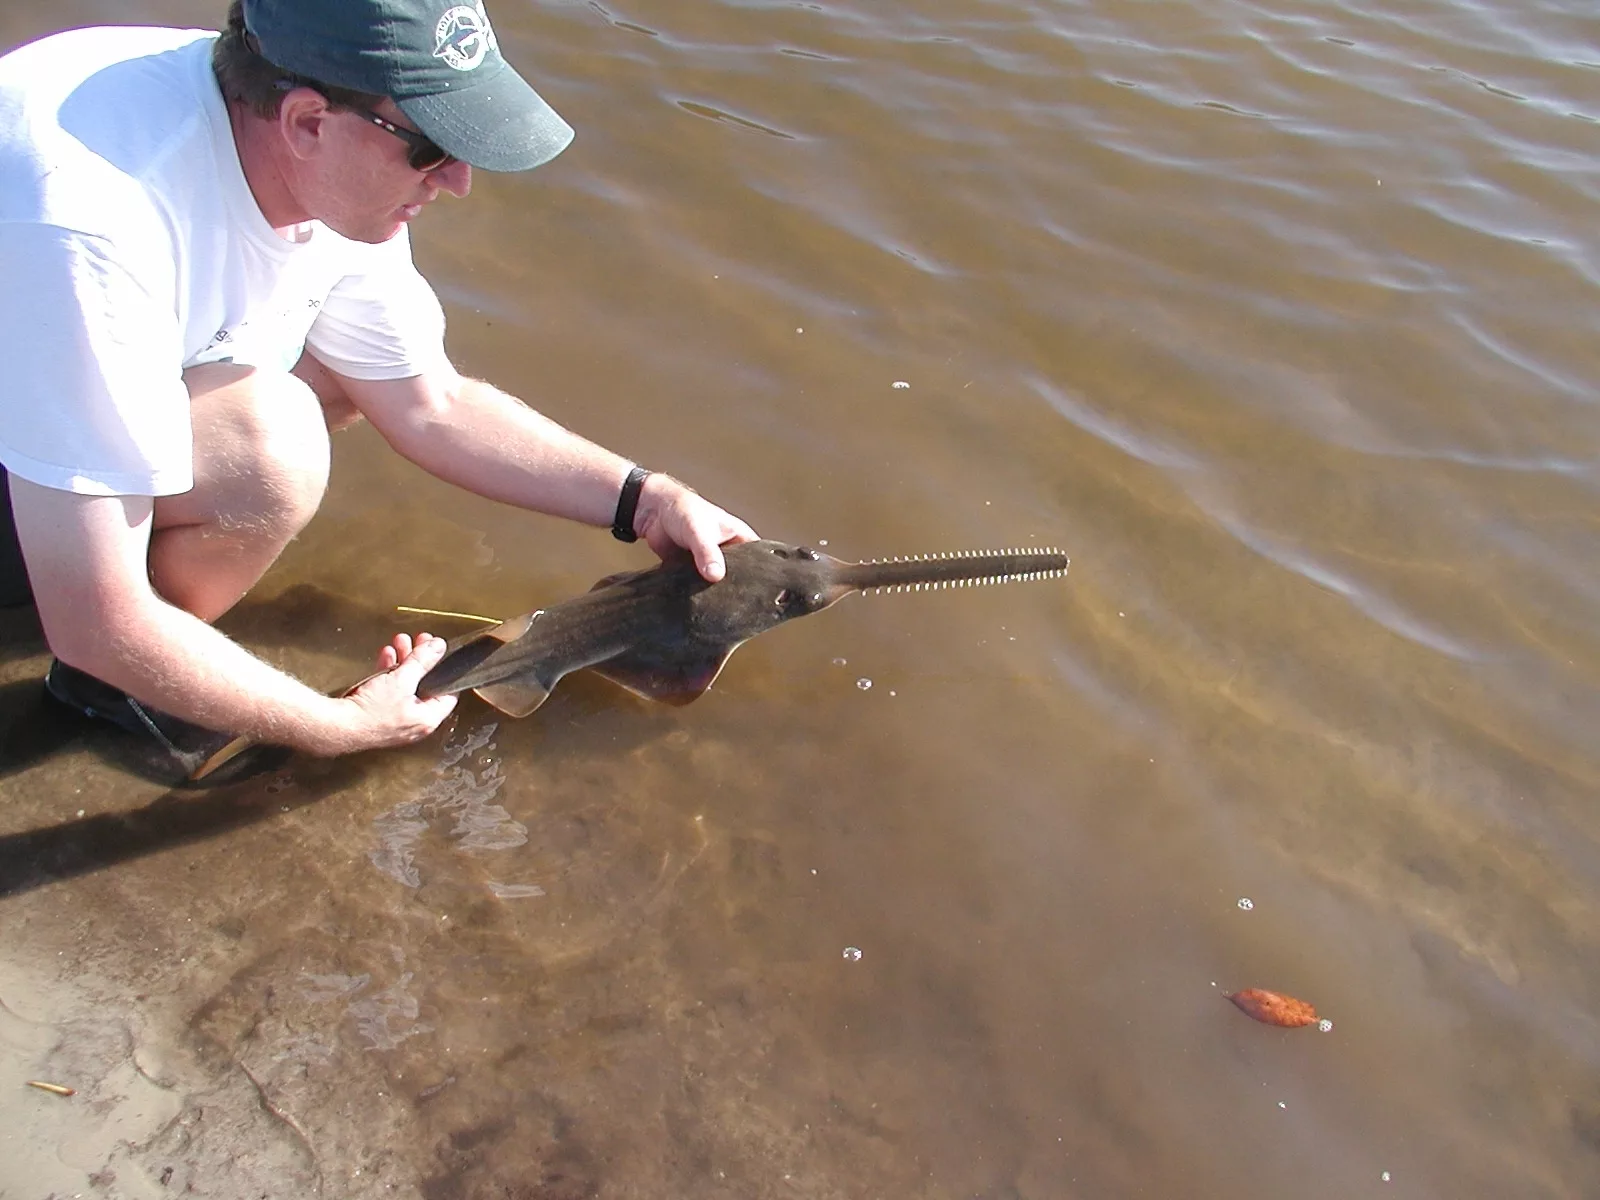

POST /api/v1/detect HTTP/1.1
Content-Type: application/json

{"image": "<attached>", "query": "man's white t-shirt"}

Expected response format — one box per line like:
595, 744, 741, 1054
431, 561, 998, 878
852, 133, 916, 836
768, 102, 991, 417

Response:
0, 25, 450, 497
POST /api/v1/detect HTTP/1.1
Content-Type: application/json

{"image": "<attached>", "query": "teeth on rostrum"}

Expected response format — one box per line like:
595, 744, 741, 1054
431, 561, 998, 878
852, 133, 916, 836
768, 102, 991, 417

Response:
859, 549, 1068, 595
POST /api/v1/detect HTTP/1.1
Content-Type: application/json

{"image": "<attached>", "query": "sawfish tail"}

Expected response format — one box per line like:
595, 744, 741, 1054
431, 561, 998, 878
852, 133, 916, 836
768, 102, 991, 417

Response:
832, 548, 1069, 594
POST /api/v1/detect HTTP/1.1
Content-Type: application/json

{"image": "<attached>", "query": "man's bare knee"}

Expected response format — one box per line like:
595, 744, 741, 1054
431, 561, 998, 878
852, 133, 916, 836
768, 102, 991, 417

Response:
169, 365, 332, 538
147, 366, 332, 620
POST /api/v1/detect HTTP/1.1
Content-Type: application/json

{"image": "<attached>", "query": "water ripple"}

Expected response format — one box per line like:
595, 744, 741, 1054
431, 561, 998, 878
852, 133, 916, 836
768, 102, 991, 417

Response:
1193, 491, 1482, 662
1026, 375, 1198, 472
673, 98, 797, 139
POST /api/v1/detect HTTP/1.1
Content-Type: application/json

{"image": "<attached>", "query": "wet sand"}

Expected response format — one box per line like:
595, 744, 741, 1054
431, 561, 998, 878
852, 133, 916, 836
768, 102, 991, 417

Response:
0, 952, 324, 1200
0, 614, 305, 1198
0, 603, 405, 1199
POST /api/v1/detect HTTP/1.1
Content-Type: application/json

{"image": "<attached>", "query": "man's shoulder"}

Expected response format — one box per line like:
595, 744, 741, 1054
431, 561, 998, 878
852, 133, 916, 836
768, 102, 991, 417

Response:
0, 25, 220, 165
0, 25, 215, 92
1, 27, 222, 235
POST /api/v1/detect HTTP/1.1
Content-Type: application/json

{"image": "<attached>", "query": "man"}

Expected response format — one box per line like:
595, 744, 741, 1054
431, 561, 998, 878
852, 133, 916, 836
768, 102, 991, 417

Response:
0, 0, 757, 771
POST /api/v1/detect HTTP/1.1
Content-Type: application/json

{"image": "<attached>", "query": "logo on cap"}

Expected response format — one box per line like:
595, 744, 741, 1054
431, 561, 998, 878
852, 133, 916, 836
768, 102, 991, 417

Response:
434, 4, 498, 72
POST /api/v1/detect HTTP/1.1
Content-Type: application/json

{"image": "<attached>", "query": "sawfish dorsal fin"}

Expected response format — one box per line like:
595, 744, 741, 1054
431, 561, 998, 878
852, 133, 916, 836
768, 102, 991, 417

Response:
589, 640, 746, 707
484, 611, 538, 642
588, 566, 657, 592
457, 612, 555, 715
415, 611, 540, 699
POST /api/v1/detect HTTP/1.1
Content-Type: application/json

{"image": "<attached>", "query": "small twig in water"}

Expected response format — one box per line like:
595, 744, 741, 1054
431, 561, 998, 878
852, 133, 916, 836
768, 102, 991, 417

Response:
26, 1080, 75, 1096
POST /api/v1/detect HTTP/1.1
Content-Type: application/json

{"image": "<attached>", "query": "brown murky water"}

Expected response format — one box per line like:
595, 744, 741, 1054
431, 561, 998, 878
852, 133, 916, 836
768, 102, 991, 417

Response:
3, 0, 1598, 1196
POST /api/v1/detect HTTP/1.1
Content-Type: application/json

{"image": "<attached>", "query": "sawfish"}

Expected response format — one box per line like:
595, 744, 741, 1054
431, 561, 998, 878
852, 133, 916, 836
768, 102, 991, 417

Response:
416, 538, 1070, 714
190, 539, 1068, 779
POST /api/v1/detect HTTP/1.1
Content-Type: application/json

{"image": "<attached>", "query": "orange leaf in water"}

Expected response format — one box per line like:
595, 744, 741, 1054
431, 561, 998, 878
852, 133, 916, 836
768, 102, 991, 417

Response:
1224, 988, 1318, 1027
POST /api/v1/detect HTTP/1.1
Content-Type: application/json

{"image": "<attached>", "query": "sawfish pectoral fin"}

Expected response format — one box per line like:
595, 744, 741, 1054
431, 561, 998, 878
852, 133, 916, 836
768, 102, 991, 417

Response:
470, 679, 555, 718
589, 643, 742, 706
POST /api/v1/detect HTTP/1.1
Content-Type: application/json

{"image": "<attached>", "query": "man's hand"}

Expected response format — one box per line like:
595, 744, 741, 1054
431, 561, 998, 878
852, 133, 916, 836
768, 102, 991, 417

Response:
632, 473, 759, 582
338, 632, 459, 751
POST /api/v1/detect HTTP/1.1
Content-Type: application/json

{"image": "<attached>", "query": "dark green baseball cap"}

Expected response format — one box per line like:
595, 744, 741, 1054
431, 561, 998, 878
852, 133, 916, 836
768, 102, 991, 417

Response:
241, 0, 573, 172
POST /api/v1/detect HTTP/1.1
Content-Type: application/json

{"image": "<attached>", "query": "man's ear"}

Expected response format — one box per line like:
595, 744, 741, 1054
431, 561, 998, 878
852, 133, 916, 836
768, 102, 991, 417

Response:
276, 87, 333, 161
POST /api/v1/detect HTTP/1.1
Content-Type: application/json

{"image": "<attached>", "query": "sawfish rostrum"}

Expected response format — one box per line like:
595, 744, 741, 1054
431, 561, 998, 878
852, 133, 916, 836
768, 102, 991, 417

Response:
416, 539, 1070, 717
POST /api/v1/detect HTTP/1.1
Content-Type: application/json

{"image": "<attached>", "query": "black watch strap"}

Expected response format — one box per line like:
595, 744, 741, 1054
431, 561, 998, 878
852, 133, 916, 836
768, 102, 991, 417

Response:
611, 465, 652, 542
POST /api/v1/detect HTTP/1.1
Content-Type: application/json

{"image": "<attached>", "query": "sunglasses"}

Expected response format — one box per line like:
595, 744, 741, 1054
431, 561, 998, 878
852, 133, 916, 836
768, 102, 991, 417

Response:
270, 76, 455, 172
340, 104, 457, 174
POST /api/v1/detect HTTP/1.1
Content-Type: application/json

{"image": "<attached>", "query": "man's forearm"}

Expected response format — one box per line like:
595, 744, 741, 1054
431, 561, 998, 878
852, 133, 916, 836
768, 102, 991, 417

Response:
374, 376, 638, 526
351, 368, 758, 580
58, 597, 357, 755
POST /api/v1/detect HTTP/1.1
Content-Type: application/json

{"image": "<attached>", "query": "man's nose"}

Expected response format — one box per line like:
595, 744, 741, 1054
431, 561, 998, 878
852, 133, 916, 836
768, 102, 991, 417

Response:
431, 158, 472, 198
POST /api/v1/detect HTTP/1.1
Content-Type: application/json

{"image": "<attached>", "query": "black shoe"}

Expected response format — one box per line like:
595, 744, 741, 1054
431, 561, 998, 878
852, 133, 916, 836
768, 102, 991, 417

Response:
43, 660, 234, 779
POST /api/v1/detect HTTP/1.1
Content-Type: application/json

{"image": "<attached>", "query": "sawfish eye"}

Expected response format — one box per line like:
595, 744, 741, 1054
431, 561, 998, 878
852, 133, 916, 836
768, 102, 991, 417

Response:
798, 546, 820, 560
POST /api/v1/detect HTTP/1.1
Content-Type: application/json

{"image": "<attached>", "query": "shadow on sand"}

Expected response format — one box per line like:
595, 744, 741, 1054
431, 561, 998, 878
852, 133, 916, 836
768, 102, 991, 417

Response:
0, 742, 371, 900
0, 579, 661, 903
0, 584, 412, 901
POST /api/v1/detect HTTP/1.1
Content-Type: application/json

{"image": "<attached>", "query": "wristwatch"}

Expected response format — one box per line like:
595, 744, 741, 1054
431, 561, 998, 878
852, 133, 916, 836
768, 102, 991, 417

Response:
611, 465, 651, 542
